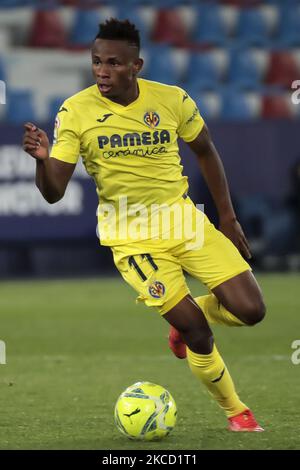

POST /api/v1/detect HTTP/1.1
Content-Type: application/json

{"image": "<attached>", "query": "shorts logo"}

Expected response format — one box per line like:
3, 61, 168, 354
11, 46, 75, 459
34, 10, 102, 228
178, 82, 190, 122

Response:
144, 111, 160, 129
148, 281, 165, 298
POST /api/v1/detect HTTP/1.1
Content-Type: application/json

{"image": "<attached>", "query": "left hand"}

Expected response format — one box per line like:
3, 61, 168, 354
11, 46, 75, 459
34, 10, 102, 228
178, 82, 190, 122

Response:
219, 218, 252, 260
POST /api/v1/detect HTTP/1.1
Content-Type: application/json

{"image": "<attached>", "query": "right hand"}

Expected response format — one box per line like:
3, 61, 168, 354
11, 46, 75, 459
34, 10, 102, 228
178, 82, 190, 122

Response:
23, 122, 50, 161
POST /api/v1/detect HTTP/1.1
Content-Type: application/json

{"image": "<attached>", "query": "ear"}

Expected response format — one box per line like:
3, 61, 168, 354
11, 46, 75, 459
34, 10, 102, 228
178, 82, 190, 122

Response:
133, 58, 144, 76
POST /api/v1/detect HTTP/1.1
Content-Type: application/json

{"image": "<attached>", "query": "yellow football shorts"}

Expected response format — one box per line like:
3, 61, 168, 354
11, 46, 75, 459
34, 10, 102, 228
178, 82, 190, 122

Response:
111, 197, 251, 315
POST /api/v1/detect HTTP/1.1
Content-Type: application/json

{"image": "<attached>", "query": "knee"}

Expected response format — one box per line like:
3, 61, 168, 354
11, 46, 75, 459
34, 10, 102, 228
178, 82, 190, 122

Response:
242, 299, 266, 326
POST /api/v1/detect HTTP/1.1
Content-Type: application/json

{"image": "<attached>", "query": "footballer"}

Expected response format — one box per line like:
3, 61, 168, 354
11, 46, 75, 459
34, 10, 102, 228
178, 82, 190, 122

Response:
23, 19, 266, 432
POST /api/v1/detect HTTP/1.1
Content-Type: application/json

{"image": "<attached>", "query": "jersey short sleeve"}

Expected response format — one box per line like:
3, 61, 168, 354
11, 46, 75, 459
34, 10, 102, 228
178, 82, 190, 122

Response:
176, 88, 205, 143
50, 100, 80, 164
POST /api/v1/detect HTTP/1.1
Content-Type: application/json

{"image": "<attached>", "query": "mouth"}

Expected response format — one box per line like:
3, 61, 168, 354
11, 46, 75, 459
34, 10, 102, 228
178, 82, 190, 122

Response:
98, 83, 112, 93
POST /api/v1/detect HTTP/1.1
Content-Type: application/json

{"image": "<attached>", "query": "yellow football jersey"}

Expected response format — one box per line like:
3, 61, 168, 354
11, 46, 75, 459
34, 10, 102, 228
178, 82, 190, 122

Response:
50, 78, 204, 245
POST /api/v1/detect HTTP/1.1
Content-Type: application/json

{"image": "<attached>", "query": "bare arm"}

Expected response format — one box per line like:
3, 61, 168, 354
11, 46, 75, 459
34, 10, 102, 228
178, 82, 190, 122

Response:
187, 124, 251, 259
23, 122, 76, 203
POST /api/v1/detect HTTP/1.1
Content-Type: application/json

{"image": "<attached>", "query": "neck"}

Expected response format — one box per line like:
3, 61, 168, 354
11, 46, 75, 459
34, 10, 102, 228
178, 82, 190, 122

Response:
108, 81, 139, 107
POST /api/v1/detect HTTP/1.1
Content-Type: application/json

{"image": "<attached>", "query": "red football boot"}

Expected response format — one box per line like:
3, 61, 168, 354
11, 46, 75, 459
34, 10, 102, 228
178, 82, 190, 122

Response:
168, 326, 187, 359
228, 409, 264, 432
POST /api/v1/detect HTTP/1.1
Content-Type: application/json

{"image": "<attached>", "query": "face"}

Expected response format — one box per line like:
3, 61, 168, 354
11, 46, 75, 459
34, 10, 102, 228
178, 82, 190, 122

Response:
92, 38, 143, 102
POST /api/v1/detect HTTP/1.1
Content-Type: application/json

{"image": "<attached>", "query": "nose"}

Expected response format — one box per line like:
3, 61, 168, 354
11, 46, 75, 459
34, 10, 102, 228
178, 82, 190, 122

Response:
97, 63, 110, 79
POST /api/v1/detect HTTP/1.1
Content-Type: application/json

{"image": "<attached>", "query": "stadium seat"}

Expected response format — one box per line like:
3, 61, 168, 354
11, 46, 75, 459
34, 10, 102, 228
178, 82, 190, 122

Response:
264, 0, 299, 4
62, 0, 99, 5
116, 6, 155, 45
220, 90, 261, 120
0, 57, 5, 81
185, 51, 226, 91
262, 95, 292, 118
148, 0, 183, 6
265, 51, 300, 88
146, 46, 181, 85
235, 8, 271, 46
28, 10, 67, 48
6, 90, 36, 124
151, 9, 188, 46
221, 0, 261, 5
69, 8, 101, 47
192, 5, 228, 46
276, 6, 300, 47
228, 49, 264, 90
0, 26, 11, 51
61, 0, 79, 5
194, 92, 222, 120
0, 0, 33, 5
48, 96, 69, 121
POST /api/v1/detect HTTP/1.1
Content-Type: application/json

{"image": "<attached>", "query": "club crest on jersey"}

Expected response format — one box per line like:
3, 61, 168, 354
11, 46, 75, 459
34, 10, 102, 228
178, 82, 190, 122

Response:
144, 111, 160, 129
148, 281, 165, 299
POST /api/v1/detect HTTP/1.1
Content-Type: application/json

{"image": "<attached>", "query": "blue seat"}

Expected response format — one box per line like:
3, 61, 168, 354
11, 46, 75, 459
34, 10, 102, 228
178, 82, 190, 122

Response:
146, 47, 180, 85
276, 7, 300, 47
111, 0, 146, 5
70, 9, 101, 47
48, 96, 68, 121
116, 7, 152, 45
193, 5, 228, 46
194, 93, 221, 120
0, 0, 34, 6
0, 57, 5, 82
265, 0, 300, 4
220, 90, 255, 121
228, 50, 262, 90
6, 90, 36, 124
236, 9, 270, 46
114, 0, 182, 5
185, 53, 221, 91
148, 0, 182, 6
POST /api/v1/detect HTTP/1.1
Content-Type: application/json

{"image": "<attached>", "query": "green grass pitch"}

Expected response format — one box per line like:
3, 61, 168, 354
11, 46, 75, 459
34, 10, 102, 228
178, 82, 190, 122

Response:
0, 273, 299, 450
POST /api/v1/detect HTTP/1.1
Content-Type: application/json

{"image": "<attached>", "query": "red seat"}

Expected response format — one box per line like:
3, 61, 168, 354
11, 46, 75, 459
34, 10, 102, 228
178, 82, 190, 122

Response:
265, 52, 300, 89
29, 10, 66, 48
262, 95, 292, 118
60, 0, 80, 4
151, 9, 188, 46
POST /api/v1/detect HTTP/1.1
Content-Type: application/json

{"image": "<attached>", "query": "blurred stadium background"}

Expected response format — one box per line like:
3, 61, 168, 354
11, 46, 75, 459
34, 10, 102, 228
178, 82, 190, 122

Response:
0, 0, 300, 278
1, 0, 300, 451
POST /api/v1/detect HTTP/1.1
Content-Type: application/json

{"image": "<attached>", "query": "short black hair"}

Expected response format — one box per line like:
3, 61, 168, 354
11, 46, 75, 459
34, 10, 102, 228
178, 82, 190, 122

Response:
95, 18, 140, 52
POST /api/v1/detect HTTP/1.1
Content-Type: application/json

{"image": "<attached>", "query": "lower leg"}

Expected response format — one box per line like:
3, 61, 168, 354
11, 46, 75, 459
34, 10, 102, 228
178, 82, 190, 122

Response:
164, 295, 247, 417
186, 344, 247, 417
